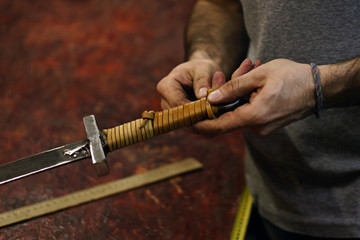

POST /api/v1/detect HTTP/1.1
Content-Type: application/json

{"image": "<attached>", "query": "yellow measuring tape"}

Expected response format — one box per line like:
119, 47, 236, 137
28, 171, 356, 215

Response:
230, 184, 253, 240
0, 158, 202, 228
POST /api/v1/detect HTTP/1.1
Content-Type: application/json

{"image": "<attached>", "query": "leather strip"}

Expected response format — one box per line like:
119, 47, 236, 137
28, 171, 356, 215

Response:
103, 98, 217, 152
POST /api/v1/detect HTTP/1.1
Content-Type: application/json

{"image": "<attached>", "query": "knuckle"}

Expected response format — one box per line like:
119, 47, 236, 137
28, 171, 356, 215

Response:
224, 78, 242, 96
194, 75, 210, 87
228, 80, 236, 91
222, 79, 236, 95
156, 80, 166, 93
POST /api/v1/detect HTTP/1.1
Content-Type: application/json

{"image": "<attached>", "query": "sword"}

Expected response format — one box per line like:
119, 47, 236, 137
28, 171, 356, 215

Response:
0, 97, 246, 185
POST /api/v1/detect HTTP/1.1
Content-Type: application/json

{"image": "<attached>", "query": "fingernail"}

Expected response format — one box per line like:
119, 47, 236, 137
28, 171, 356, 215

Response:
198, 87, 208, 98
207, 89, 221, 101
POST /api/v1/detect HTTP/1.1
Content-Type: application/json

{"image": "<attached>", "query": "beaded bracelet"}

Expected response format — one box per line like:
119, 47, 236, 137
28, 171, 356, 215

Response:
310, 63, 323, 118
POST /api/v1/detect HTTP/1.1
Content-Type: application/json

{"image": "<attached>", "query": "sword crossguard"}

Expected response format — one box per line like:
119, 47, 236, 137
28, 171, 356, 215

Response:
83, 115, 109, 177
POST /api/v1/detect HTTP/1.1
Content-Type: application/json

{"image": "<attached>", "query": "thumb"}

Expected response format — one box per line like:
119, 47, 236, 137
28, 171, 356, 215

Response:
207, 74, 258, 104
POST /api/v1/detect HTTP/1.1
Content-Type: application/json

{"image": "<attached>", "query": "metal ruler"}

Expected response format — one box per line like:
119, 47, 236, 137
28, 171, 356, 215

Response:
0, 158, 202, 228
230, 184, 253, 240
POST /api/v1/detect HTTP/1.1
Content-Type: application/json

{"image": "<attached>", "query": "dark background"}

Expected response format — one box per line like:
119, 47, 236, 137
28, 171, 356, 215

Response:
0, 1, 246, 239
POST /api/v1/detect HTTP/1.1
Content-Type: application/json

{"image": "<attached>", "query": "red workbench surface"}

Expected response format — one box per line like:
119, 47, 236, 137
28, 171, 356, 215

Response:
0, 1, 246, 239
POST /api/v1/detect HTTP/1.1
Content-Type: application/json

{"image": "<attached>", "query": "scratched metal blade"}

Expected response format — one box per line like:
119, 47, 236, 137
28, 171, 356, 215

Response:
0, 139, 91, 185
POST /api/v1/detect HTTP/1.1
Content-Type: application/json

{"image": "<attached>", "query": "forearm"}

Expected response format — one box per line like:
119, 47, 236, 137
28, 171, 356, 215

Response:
319, 56, 360, 108
185, 0, 248, 77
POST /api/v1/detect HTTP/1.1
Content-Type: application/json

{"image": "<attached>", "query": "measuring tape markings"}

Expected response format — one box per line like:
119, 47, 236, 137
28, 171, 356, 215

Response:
0, 158, 202, 228
230, 185, 253, 240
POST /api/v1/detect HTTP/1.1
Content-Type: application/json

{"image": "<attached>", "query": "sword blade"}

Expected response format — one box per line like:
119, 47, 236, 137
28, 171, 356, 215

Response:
0, 139, 91, 185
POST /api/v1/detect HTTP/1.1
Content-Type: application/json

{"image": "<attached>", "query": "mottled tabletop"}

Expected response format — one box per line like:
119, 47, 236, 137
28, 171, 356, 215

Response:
0, 1, 246, 239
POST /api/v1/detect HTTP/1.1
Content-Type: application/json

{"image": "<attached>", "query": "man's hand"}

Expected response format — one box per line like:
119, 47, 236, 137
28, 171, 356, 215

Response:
156, 58, 260, 135
156, 57, 224, 109
206, 59, 316, 136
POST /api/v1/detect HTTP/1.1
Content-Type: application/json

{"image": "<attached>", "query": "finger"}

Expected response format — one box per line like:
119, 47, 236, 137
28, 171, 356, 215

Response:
190, 108, 250, 135
253, 59, 262, 69
190, 96, 267, 136
192, 61, 220, 99
157, 74, 192, 107
160, 99, 171, 110
189, 118, 225, 135
207, 72, 262, 104
211, 71, 226, 89
192, 72, 212, 99
231, 58, 253, 79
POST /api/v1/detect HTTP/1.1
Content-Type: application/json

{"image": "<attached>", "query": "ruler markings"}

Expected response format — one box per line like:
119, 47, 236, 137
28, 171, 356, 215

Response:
0, 158, 202, 228
230, 184, 253, 240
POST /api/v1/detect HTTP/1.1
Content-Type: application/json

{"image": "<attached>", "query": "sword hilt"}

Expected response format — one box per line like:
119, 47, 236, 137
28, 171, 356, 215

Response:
89, 95, 246, 177
103, 97, 216, 152
102, 96, 247, 153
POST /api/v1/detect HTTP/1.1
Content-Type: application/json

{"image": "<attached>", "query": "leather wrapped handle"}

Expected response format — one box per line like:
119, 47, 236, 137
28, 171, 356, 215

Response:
103, 97, 246, 152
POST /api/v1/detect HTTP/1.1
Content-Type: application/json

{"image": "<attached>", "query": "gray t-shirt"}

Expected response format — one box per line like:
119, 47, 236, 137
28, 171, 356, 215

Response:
239, 0, 360, 237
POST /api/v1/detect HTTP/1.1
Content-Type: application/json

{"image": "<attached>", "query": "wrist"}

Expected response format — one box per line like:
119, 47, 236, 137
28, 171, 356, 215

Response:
317, 64, 337, 109
318, 57, 360, 108
188, 50, 212, 61
188, 49, 236, 78
187, 50, 222, 72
